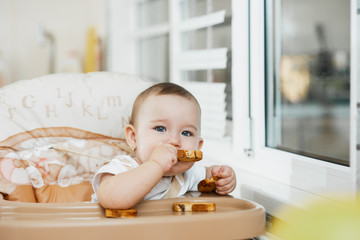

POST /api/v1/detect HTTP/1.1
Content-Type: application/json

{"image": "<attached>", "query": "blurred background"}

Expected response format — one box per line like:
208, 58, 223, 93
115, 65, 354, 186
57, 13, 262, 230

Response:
0, 0, 107, 84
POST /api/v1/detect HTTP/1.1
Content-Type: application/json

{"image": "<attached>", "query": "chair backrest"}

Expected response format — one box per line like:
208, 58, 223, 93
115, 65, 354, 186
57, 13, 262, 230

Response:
0, 72, 151, 203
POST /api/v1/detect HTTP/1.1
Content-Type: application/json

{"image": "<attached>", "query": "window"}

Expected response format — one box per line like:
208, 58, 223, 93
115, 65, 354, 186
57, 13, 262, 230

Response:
245, 0, 356, 198
265, 0, 351, 166
134, 0, 232, 140
137, 0, 169, 82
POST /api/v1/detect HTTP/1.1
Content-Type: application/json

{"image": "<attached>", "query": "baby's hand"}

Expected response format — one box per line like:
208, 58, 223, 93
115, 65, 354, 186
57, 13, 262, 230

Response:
211, 165, 236, 195
149, 143, 178, 173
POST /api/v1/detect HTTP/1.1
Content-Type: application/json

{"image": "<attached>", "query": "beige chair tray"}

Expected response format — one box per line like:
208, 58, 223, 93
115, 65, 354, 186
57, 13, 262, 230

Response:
0, 194, 265, 240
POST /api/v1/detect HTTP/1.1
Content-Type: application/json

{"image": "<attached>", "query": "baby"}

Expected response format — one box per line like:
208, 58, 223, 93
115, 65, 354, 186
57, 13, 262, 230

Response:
92, 82, 236, 209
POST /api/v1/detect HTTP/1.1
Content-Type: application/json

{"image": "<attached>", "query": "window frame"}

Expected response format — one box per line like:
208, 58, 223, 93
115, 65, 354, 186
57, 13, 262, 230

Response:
237, 0, 358, 199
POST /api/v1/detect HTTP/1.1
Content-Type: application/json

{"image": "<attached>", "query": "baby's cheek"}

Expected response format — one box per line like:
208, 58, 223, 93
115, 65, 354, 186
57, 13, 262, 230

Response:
136, 147, 151, 163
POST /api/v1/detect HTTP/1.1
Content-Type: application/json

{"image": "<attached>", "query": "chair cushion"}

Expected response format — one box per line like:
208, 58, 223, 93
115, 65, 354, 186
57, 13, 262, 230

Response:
0, 72, 151, 202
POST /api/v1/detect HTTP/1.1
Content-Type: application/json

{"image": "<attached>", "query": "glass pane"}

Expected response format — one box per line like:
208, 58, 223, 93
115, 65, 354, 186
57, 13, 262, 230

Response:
182, 29, 207, 50
138, 35, 169, 83
180, 0, 231, 19
137, 0, 168, 28
180, 0, 231, 51
181, 24, 231, 50
265, 0, 351, 165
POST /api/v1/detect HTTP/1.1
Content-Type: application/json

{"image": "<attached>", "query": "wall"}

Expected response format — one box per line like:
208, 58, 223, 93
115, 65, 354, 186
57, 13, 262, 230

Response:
0, 0, 107, 84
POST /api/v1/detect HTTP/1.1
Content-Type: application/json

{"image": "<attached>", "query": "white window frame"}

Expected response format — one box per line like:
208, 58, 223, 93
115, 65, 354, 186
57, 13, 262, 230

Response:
238, 0, 357, 199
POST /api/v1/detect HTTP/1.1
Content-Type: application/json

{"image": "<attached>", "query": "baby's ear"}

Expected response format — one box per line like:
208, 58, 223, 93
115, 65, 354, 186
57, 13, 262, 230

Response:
125, 124, 137, 149
197, 138, 204, 150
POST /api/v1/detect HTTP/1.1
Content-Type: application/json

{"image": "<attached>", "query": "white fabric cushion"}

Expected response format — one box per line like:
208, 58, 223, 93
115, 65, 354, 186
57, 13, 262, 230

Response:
0, 72, 151, 142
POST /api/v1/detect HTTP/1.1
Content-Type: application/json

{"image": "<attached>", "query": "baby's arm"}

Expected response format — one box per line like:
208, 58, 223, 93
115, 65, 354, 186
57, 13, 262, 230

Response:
206, 165, 236, 195
97, 144, 177, 209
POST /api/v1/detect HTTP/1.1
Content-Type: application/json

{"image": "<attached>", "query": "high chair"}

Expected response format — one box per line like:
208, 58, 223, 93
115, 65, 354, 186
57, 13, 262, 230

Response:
0, 72, 265, 240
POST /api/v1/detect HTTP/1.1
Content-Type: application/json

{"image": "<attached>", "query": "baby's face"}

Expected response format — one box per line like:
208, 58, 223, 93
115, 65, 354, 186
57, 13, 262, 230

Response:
134, 94, 202, 175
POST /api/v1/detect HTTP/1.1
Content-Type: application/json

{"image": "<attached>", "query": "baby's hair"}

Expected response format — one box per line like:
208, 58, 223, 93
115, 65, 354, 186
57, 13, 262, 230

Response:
130, 82, 201, 125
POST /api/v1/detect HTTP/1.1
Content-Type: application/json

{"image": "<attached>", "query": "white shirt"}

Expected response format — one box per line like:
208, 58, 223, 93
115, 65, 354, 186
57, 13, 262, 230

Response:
91, 155, 206, 202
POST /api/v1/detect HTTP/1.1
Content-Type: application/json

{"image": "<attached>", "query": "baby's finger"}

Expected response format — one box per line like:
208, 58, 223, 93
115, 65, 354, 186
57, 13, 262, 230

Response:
216, 182, 235, 195
163, 143, 178, 152
216, 179, 234, 190
215, 184, 230, 192
172, 155, 178, 165
215, 187, 232, 195
217, 176, 236, 190
219, 167, 234, 178
216, 177, 231, 187
212, 166, 228, 179
211, 166, 221, 176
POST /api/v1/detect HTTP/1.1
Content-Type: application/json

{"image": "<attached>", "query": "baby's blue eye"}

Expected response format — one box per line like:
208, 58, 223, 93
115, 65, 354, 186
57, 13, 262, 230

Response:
182, 131, 192, 137
155, 126, 166, 132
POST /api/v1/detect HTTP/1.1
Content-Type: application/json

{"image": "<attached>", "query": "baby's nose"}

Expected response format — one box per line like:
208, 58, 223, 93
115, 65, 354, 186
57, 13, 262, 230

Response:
166, 134, 181, 148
